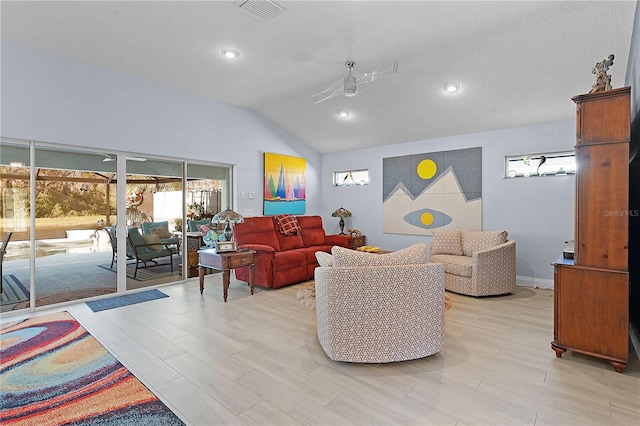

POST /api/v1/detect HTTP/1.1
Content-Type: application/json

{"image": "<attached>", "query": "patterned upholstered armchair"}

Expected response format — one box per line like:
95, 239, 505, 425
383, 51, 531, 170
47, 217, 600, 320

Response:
314, 244, 445, 363
428, 229, 516, 297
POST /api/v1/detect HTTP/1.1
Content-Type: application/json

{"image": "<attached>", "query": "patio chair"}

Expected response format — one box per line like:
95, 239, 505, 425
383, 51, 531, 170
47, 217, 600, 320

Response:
187, 218, 211, 232
127, 227, 175, 278
105, 226, 134, 269
141, 221, 181, 252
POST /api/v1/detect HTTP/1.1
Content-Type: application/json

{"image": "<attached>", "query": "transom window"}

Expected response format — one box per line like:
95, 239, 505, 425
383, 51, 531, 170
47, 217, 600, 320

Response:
505, 151, 576, 178
333, 169, 369, 186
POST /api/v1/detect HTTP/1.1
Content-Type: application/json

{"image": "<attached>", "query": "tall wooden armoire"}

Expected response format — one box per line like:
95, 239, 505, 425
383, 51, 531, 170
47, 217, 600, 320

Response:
552, 86, 630, 373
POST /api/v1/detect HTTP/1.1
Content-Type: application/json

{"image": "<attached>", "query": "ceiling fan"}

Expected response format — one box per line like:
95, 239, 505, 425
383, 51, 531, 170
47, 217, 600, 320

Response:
312, 60, 398, 104
102, 154, 147, 162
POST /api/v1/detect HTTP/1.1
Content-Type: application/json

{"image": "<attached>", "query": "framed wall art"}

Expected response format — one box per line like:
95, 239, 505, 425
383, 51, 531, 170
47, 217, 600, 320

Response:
263, 152, 306, 215
382, 147, 482, 234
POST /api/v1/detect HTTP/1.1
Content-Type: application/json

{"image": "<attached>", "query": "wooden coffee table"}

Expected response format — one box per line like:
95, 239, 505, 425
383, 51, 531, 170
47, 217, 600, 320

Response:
198, 248, 255, 302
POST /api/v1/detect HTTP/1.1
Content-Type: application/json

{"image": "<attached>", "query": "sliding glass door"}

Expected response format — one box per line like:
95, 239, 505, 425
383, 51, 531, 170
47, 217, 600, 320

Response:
125, 157, 183, 290
32, 146, 118, 307
1, 138, 233, 312
1, 142, 31, 312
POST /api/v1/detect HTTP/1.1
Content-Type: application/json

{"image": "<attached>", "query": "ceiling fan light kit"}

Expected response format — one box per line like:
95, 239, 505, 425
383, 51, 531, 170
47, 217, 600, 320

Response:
343, 61, 357, 96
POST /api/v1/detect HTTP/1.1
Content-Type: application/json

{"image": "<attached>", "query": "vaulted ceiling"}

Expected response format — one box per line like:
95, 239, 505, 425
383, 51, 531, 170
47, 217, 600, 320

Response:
1, 1, 636, 153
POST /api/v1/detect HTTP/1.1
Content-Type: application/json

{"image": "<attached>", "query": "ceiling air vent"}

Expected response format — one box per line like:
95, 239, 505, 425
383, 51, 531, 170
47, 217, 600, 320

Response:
234, 1, 287, 22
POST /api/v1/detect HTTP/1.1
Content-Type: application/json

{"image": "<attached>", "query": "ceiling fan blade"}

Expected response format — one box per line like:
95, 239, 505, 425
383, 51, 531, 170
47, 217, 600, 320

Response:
354, 60, 398, 86
103, 155, 147, 162
312, 78, 344, 104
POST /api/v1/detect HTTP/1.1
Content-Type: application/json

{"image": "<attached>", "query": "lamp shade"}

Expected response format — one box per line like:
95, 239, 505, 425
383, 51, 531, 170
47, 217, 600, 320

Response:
331, 207, 351, 235
331, 207, 352, 218
211, 208, 244, 225
211, 208, 244, 242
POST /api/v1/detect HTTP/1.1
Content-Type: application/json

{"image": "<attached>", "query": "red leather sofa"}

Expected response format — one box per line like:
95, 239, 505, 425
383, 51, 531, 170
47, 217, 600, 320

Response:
233, 215, 351, 288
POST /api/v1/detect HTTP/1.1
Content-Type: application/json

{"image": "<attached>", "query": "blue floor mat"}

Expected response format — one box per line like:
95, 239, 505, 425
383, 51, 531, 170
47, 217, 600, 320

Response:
86, 289, 168, 312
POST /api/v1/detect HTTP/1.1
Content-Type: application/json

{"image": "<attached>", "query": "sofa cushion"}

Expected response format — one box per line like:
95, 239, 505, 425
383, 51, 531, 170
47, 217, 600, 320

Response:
332, 243, 428, 267
461, 230, 508, 256
142, 221, 170, 239
315, 251, 334, 267
272, 251, 308, 288
430, 254, 473, 277
188, 218, 210, 232
141, 234, 163, 251
275, 230, 304, 251
430, 228, 463, 256
297, 215, 326, 247
274, 214, 301, 236
234, 216, 281, 251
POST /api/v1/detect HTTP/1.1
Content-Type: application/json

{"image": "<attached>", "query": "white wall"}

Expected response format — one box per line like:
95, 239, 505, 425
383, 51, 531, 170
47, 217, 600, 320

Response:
320, 120, 576, 284
2, 41, 575, 283
0, 41, 320, 218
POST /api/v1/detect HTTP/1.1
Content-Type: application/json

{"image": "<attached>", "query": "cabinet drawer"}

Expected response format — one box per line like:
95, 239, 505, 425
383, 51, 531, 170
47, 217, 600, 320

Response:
229, 253, 253, 267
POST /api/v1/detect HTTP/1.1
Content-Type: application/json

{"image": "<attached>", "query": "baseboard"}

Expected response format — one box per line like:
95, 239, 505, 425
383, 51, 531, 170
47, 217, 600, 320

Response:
517, 275, 554, 289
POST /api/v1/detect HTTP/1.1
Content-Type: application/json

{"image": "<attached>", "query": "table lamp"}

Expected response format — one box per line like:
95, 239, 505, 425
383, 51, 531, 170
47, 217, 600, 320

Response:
331, 207, 352, 235
211, 208, 244, 241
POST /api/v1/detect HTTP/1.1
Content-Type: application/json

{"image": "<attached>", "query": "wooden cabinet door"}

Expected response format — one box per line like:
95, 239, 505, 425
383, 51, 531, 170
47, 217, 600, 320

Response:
574, 87, 630, 145
555, 266, 629, 361
575, 143, 628, 270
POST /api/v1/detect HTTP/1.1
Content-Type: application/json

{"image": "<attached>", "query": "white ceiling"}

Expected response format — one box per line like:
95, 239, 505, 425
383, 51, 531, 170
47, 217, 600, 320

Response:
1, 1, 636, 154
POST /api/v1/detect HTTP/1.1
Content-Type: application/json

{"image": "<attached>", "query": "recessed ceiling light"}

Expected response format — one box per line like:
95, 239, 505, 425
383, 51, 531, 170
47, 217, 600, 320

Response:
338, 110, 350, 118
444, 83, 460, 93
221, 49, 240, 59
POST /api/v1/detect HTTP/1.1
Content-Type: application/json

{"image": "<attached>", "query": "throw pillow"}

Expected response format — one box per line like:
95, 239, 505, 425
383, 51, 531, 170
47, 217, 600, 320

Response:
430, 228, 463, 256
461, 230, 508, 256
141, 234, 163, 251
149, 225, 170, 239
274, 214, 301, 236
315, 251, 334, 267
332, 243, 428, 267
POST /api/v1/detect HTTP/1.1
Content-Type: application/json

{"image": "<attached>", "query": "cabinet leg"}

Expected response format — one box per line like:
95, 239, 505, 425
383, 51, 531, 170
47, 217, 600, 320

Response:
609, 360, 627, 373
551, 343, 566, 358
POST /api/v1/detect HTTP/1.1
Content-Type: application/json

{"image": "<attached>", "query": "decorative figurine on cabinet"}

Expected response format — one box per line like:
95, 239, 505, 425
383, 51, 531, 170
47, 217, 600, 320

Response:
589, 54, 614, 93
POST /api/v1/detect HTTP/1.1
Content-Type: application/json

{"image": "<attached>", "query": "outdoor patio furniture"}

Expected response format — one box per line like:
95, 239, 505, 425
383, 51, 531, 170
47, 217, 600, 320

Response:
105, 226, 134, 269
187, 218, 211, 232
141, 221, 181, 252
127, 227, 176, 278
1, 232, 13, 293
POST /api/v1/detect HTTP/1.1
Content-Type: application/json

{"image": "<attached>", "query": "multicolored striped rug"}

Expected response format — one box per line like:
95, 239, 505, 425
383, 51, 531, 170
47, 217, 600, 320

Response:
0, 311, 184, 425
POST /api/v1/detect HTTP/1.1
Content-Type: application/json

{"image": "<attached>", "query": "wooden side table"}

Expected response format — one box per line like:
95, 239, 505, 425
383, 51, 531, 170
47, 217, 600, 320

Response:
350, 235, 366, 249
198, 248, 255, 302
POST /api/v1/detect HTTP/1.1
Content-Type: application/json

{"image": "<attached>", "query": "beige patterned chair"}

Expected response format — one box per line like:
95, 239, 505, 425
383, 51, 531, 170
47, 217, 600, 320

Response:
429, 229, 516, 297
314, 244, 445, 363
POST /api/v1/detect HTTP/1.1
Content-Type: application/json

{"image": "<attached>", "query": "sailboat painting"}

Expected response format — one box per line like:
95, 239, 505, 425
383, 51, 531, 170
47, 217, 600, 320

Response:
264, 152, 306, 215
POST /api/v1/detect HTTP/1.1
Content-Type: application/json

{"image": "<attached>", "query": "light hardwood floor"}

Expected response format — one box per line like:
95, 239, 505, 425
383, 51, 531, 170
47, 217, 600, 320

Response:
5, 275, 639, 425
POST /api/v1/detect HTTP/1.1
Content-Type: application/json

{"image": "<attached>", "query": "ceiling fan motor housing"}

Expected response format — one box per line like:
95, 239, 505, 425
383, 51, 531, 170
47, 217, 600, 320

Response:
344, 75, 357, 96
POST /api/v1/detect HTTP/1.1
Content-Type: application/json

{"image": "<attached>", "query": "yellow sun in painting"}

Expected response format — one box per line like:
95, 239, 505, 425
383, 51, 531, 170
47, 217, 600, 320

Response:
417, 159, 437, 179
421, 212, 434, 226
